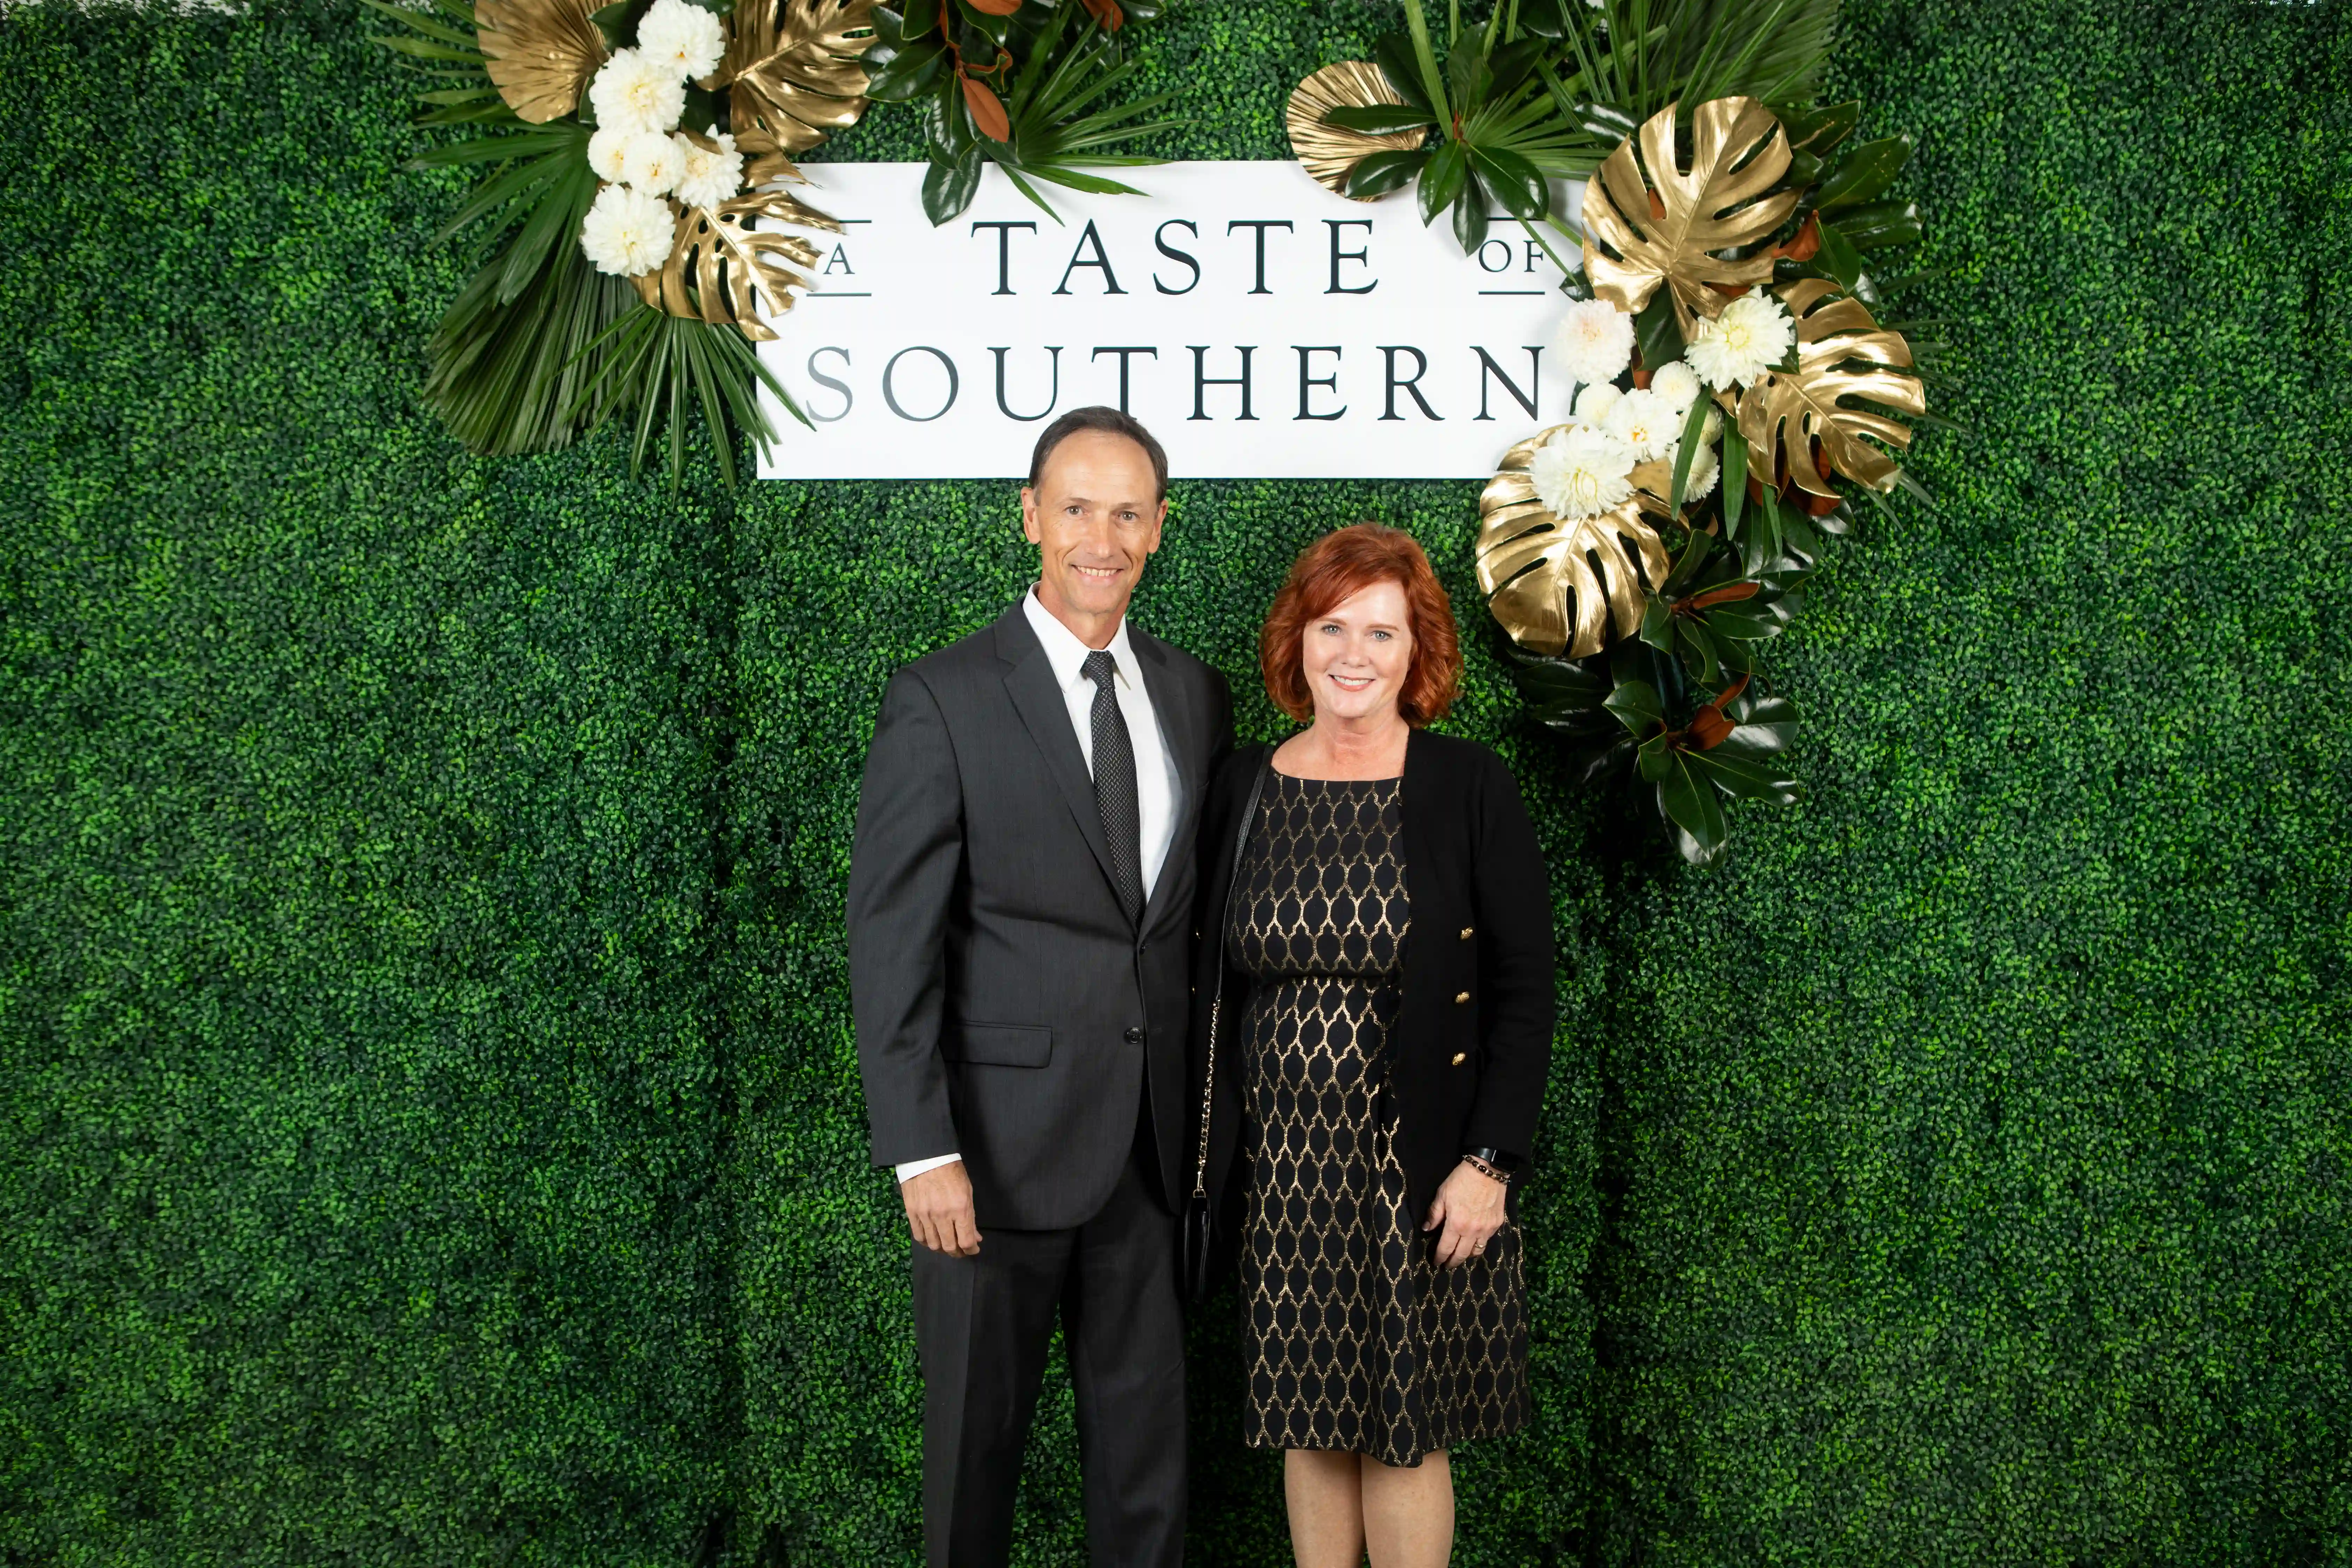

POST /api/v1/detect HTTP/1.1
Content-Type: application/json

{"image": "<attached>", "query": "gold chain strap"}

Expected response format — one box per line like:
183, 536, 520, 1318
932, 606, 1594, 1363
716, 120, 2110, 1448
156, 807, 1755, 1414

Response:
1191, 752, 1268, 1207
1191, 992, 1221, 1199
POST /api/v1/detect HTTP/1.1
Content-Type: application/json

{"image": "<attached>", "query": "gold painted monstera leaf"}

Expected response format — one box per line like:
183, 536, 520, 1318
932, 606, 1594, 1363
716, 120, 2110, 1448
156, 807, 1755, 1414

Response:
476, 0, 607, 122
1478, 433, 1677, 658
724, 0, 878, 181
1582, 96, 1799, 341
634, 185, 844, 341
1286, 62, 1426, 199
1737, 278, 1925, 496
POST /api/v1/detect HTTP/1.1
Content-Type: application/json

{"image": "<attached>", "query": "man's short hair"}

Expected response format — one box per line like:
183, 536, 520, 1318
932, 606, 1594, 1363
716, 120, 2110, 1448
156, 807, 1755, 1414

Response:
1026, 406, 1169, 502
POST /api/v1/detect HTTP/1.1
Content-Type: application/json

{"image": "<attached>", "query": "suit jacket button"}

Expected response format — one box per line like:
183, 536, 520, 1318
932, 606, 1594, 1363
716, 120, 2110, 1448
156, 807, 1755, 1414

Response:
1454, 990, 1470, 1004
1124, 1026, 1146, 1043
1450, 1052, 1467, 1066
1459, 925, 1474, 940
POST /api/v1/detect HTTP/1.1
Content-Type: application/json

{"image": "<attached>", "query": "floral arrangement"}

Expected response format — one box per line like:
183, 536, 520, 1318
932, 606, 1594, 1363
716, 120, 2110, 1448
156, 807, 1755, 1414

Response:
1289, 1, 1948, 864
367, 0, 877, 486
860, 0, 1180, 224
1491, 88, 1940, 867
371, 0, 1171, 487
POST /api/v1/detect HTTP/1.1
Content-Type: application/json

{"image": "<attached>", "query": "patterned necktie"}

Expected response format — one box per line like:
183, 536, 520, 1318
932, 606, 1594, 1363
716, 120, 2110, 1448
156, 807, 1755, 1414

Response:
1082, 650, 1144, 924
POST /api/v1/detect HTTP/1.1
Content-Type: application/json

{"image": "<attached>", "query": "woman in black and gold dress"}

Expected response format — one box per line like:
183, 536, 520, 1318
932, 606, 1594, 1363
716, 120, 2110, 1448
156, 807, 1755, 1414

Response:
1189, 524, 1555, 1567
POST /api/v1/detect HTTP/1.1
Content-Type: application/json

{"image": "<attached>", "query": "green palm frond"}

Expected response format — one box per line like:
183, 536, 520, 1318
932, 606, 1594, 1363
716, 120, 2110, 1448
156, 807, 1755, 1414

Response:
420, 150, 636, 461
871, 0, 1188, 225
564, 306, 805, 492
1549, 0, 1842, 119
361, 0, 525, 127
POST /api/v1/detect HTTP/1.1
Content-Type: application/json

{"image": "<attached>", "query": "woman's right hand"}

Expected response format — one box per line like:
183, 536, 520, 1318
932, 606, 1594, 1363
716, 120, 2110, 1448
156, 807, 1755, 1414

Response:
1423, 1157, 1509, 1267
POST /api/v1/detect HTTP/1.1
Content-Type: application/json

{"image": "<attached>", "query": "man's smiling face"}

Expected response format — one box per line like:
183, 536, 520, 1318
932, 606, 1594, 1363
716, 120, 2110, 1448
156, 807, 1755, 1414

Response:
1022, 428, 1167, 639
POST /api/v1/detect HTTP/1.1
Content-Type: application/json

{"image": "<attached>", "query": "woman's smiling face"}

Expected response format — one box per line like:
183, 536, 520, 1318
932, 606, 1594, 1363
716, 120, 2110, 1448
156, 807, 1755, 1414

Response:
1300, 578, 1414, 726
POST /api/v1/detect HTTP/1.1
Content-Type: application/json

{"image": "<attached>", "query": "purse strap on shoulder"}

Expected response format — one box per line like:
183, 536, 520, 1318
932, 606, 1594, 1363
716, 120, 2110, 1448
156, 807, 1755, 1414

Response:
1190, 747, 1275, 1201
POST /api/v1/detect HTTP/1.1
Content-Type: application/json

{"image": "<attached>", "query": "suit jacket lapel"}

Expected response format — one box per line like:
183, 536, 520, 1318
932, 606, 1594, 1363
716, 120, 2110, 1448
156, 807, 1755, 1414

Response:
1133, 632, 1200, 928
996, 605, 1123, 905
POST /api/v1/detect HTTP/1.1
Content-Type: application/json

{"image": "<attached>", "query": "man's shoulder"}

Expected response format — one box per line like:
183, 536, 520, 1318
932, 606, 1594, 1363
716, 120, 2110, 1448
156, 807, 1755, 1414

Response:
1130, 625, 1226, 693
890, 609, 1023, 692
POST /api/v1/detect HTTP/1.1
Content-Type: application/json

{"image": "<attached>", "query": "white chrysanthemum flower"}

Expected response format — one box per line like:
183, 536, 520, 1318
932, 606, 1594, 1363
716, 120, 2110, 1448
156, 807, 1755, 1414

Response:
1665, 440, 1721, 502
587, 124, 633, 183
1528, 424, 1636, 520
1553, 297, 1636, 387
618, 129, 685, 195
1602, 387, 1674, 463
637, 0, 726, 80
1686, 288, 1796, 390
1700, 404, 1723, 445
672, 126, 745, 210
1572, 381, 1622, 428
589, 48, 687, 135
580, 182, 676, 276
1649, 359, 1702, 412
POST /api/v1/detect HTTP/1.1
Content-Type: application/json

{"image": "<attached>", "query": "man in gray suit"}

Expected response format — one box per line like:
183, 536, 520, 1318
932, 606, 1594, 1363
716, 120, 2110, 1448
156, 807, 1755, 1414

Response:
849, 407, 1232, 1568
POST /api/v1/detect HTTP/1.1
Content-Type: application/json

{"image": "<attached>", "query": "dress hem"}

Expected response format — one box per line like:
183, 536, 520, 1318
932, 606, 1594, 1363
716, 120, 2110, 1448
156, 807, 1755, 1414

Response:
1239, 1418, 1530, 1468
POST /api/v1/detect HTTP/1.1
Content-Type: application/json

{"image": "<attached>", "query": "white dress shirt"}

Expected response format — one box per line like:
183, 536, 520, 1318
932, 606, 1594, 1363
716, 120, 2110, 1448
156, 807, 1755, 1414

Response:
896, 587, 1184, 1185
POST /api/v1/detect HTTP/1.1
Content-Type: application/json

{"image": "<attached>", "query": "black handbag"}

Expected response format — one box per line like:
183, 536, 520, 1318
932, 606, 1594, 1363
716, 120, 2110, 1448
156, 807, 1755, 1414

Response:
1182, 754, 1270, 1303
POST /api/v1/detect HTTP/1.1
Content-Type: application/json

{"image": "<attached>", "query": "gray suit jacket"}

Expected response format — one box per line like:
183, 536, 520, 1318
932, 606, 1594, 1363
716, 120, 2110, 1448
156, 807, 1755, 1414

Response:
849, 598, 1233, 1231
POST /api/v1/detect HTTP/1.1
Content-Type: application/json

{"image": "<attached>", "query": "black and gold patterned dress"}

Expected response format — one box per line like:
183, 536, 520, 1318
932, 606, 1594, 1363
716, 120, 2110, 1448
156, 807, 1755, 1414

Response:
1228, 771, 1530, 1468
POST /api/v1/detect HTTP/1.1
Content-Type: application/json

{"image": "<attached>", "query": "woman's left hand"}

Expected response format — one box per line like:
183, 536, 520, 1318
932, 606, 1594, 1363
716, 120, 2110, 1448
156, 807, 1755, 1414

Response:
1424, 1157, 1510, 1268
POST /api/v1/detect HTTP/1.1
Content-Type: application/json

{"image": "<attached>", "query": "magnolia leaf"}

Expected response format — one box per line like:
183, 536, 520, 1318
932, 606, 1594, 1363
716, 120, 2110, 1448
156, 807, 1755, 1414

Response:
724, 0, 878, 172
1604, 678, 1665, 736
960, 73, 1010, 141
1581, 96, 1800, 342
1780, 99, 1860, 155
1514, 653, 1612, 715
1655, 757, 1728, 860
1287, 61, 1429, 200
476, 0, 607, 122
1713, 693, 1801, 758
634, 184, 842, 341
1817, 135, 1912, 211
1737, 278, 1926, 496
1689, 748, 1802, 804
1345, 148, 1431, 200
1477, 430, 1676, 658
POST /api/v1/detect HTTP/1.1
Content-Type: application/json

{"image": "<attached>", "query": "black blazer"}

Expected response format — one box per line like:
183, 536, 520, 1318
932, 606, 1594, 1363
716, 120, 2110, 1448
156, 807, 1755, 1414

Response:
1186, 729, 1555, 1231
849, 600, 1233, 1231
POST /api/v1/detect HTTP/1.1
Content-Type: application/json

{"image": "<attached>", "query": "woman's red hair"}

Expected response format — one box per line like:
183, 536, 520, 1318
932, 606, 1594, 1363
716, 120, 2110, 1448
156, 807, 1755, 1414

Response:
1260, 523, 1461, 727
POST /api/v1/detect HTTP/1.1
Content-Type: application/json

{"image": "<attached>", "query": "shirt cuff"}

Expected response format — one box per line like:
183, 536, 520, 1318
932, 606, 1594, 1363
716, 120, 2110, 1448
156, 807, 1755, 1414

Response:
895, 1153, 962, 1182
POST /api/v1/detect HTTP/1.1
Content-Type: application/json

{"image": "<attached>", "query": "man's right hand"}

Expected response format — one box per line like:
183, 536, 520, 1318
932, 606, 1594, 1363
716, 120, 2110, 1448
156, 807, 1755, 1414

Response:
901, 1160, 981, 1256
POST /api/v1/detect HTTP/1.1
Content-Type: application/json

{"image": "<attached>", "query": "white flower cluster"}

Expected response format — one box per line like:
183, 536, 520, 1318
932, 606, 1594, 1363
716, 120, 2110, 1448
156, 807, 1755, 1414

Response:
1527, 289, 1790, 520
1531, 296, 1736, 521
1552, 298, 1635, 387
1686, 288, 1796, 390
579, 0, 743, 278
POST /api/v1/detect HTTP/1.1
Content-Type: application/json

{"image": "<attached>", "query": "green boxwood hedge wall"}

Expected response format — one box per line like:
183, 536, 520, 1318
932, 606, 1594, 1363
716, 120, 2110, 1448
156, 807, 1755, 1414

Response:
3, 1, 2346, 1564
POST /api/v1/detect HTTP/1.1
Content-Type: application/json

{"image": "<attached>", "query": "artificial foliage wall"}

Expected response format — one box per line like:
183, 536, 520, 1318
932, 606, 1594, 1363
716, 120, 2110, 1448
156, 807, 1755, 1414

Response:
2, 2, 2347, 1566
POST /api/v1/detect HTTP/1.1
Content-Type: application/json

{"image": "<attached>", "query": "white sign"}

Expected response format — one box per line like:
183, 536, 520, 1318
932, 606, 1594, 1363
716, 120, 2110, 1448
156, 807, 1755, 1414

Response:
755, 160, 1586, 479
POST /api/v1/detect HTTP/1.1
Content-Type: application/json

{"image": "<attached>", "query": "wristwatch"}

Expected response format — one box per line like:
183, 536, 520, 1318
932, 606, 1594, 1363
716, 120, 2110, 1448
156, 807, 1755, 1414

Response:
1461, 1145, 1524, 1176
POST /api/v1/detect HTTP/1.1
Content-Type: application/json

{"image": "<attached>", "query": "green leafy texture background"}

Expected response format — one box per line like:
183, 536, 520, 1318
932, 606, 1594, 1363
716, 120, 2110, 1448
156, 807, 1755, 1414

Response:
1, 2, 2346, 1564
